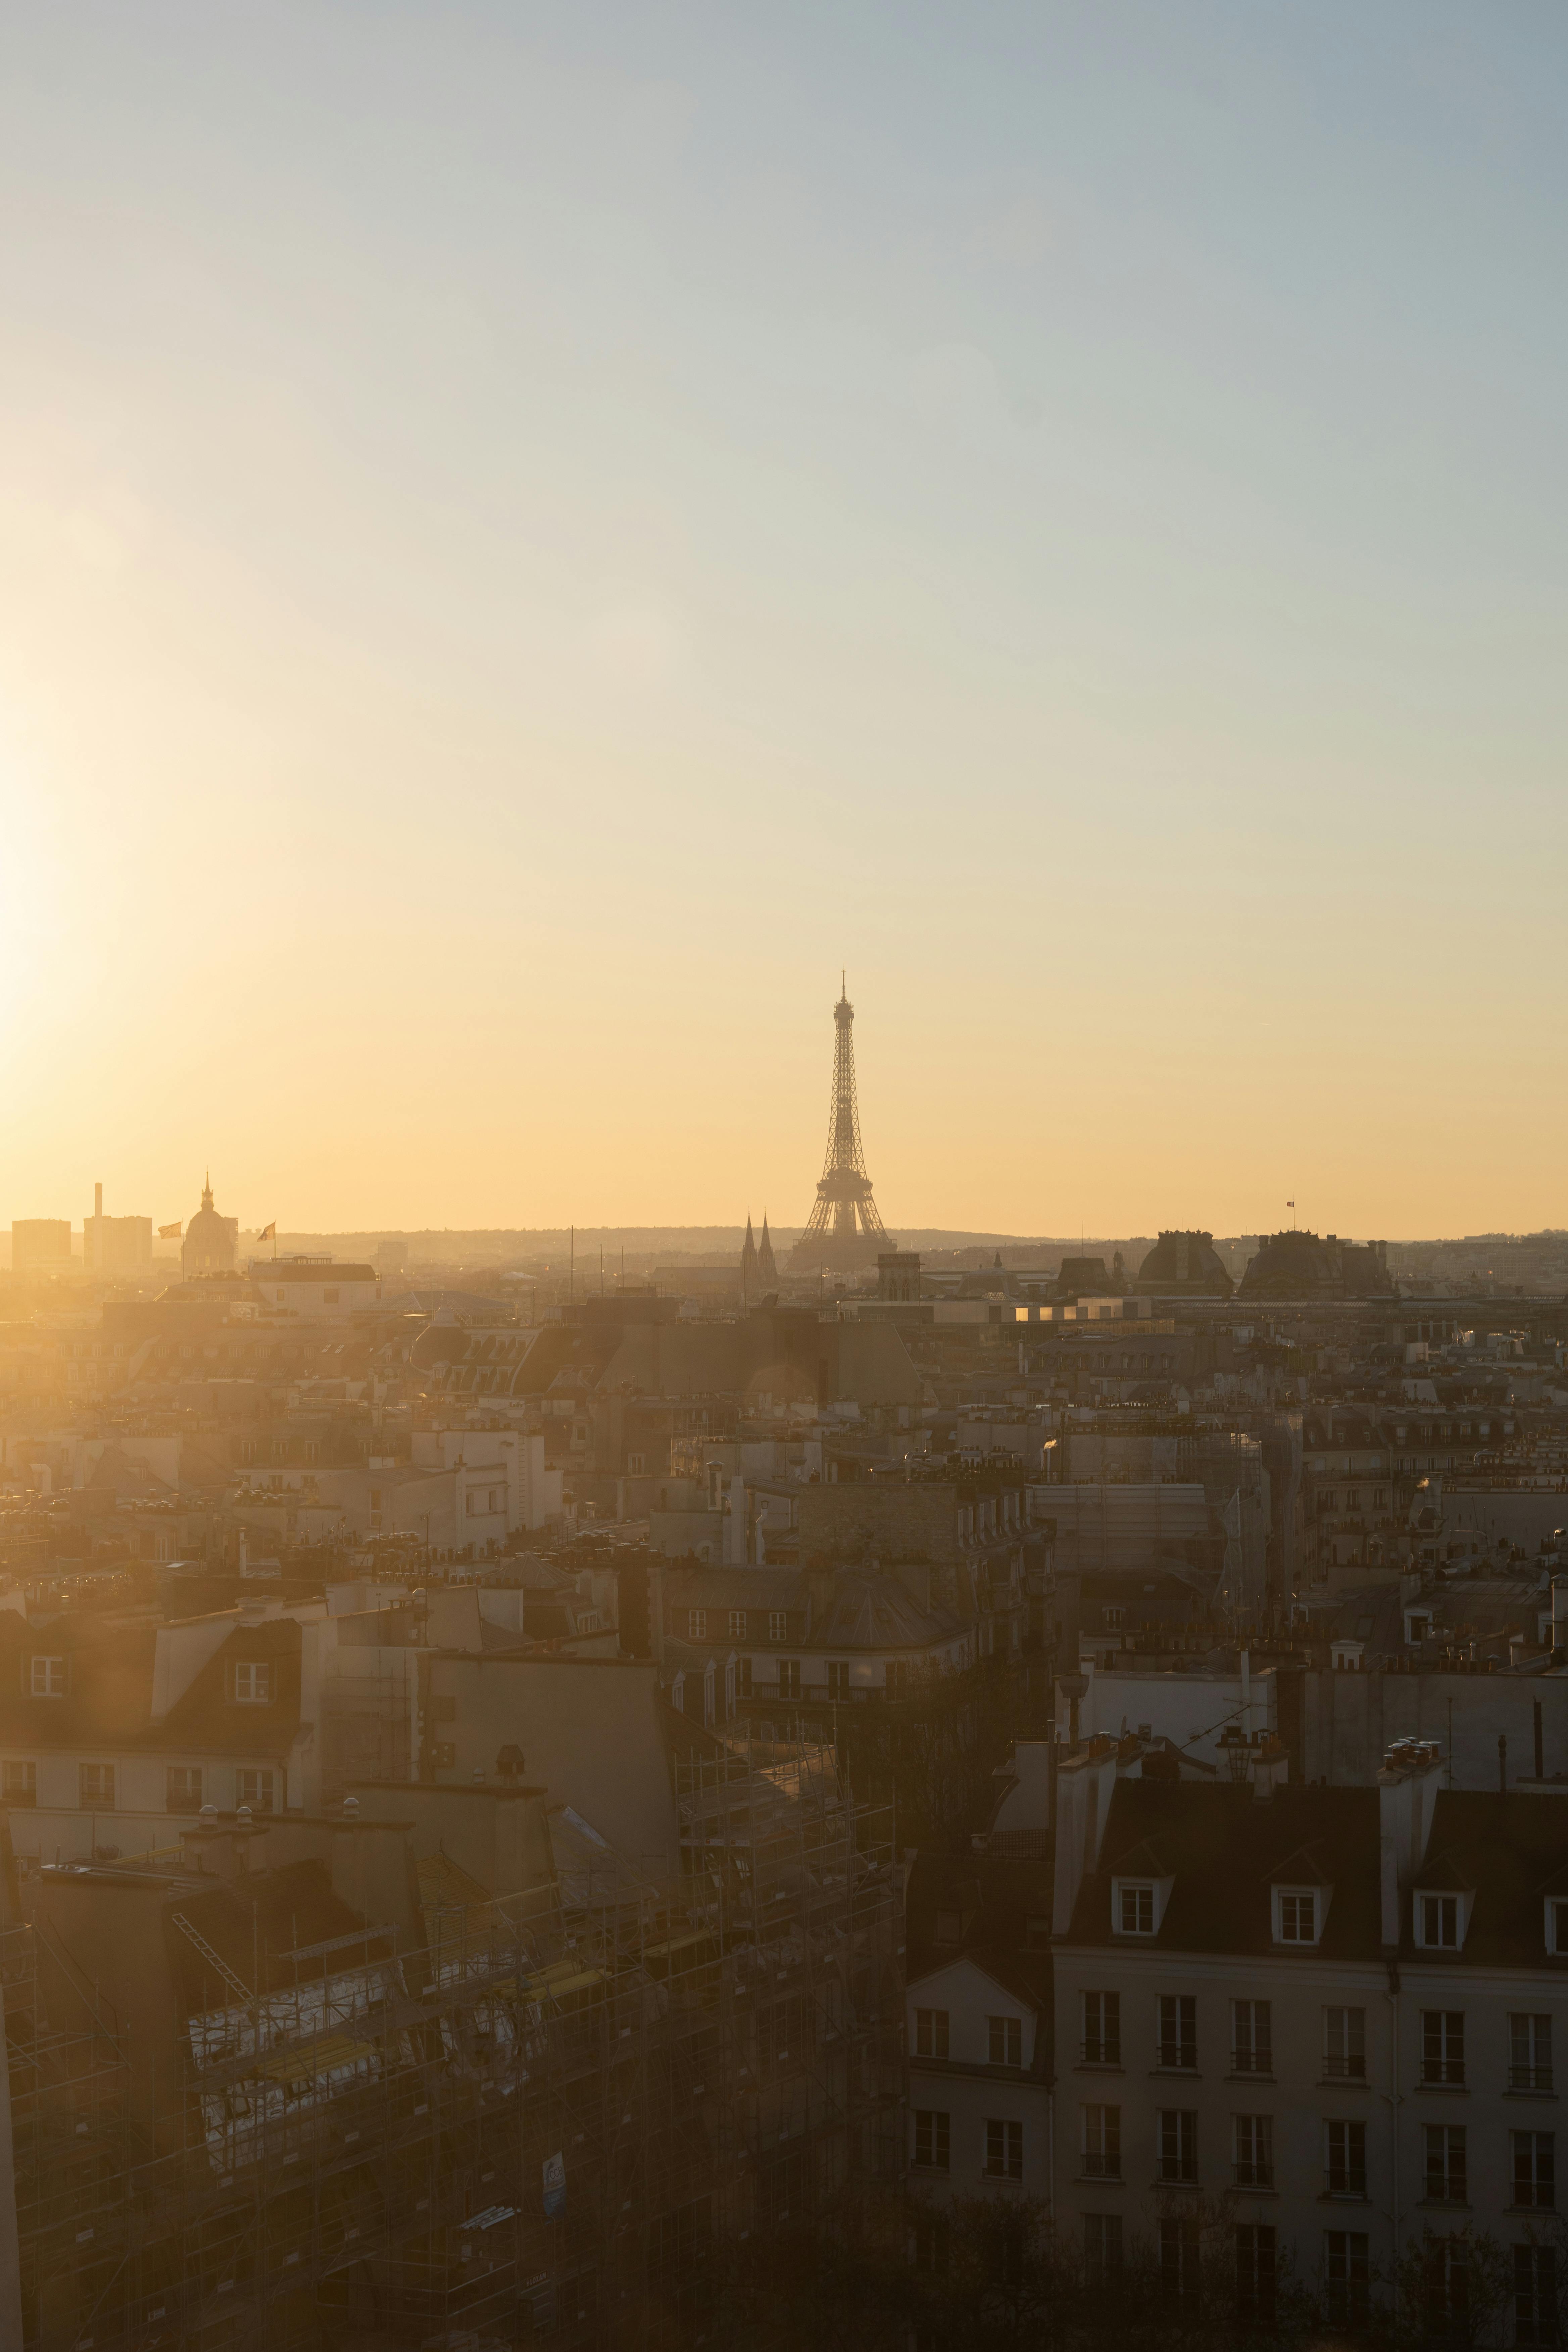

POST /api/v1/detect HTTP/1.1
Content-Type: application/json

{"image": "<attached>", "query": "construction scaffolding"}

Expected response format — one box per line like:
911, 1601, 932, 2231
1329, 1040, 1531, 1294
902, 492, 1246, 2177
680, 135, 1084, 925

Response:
3, 1741, 903, 2352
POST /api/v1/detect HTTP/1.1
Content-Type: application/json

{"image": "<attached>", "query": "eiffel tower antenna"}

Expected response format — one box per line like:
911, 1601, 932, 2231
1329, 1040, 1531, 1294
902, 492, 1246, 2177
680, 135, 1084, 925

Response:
788, 976, 892, 1271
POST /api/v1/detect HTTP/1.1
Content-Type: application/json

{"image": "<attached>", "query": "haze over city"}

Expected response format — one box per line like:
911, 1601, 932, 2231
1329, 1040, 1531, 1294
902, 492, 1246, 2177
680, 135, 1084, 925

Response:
5, 14, 1568, 2352
5, 3, 1568, 1235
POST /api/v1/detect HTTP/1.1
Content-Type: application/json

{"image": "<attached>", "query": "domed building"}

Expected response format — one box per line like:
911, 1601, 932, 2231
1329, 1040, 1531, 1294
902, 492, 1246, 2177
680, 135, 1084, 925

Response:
182, 1174, 239, 1277
1134, 1230, 1234, 1299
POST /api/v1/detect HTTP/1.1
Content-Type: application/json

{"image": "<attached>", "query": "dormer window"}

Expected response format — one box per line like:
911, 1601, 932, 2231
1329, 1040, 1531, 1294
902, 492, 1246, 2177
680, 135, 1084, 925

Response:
1115, 1882, 1157, 1936
231, 1662, 272, 1705
29, 1656, 65, 1699
1273, 1887, 1324, 1946
1417, 1893, 1464, 1951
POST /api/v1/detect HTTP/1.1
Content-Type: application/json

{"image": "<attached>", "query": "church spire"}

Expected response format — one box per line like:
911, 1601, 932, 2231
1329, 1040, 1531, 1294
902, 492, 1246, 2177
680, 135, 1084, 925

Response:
741, 1210, 758, 1302
758, 1210, 777, 1288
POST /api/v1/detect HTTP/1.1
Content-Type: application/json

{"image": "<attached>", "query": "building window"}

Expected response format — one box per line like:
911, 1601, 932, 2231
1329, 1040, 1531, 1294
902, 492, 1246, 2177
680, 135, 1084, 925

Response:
1548, 1899, 1568, 1957
1422, 2010, 1466, 2088
737, 1658, 753, 1699
29, 1656, 65, 1699
79, 1764, 114, 1809
231, 1662, 272, 1704
166, 1766, 202, 1813
1160, 2216, 1199, 2302
1158, 1994, 1197, 2070
1516, 2244, 1558, 2347
1084, 2213, 1122, 2288
1081, 2104, 1120, 2179
1325, 2005, 1367, 2081
1418, 1892, 1461, 1950
777, 1660, 800, 1701
1513, 2132, 1555, 2211
1157, 2109, 1197, 2184
1232, 1998, 1272, 2075
2, 1761, 36, 1807
1424, 2124, 1468, 2205
826, 1661, 849, 1701
1235, 2223, 1277, 2325
1326, 2119, 1367, 2198
1512, 2014, 1554, 2094
915, 2008, 949, 2059
236, 1768, 274, 1814
1325, 2231, 1371, 2330
913, 2110, 949, 2171
1233, 2114, 1274, 2189
1420, 2234, 1471, 2340
323, 1287, 340, 1305
913, 2215, 949, 2277
627, 1454, 646, 1476
1116, 1882, 1156, 1936
988, 2015, 1022, 2068
688, 1610, 708, 1641
885, 1660, 910, 1698
728, 1611, 746, 1641
984, 2118, 1023, 2180
1275, 1886, 1320, 1944
767, 1612, 787, 1642
1083, 1991, 1120, 2065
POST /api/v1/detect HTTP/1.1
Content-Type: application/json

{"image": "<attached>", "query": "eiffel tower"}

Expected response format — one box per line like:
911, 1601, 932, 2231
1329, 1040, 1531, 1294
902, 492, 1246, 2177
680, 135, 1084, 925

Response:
788, 977, 893, 1271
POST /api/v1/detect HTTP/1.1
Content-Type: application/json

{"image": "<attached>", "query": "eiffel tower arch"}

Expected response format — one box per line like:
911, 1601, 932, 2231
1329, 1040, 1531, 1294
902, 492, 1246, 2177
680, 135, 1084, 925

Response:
787, 978, 894, 1272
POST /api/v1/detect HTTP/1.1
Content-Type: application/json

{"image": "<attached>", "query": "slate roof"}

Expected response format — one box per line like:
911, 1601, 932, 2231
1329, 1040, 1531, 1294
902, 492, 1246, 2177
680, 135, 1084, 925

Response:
906, 1850, 1054, 2066
1062, 1778, 1568, 1967
0, 1611, 303, 1756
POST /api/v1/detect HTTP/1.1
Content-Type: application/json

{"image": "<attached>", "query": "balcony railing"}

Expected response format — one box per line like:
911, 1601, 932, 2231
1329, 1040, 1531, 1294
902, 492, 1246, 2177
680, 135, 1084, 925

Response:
1512, 2065, 1555, 2093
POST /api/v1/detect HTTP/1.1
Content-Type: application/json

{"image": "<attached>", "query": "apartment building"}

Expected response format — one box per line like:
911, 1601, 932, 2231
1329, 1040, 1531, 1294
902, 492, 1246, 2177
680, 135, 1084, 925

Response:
1052, 1733, 1568, 2336
905, 1855, 1052, 2211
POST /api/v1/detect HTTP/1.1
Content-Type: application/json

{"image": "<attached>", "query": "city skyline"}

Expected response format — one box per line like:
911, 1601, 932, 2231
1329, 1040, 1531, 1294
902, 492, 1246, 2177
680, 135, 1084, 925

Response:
5, 4, 1568, 1232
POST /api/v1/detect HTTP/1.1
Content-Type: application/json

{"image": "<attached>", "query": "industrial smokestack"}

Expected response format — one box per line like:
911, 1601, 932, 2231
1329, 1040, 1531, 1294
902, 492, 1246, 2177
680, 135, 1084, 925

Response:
94, 1181, 103, 1217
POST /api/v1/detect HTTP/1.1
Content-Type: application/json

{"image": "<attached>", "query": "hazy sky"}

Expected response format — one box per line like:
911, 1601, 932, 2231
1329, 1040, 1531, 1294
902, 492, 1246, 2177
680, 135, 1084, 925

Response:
3, 3, 1566, 1238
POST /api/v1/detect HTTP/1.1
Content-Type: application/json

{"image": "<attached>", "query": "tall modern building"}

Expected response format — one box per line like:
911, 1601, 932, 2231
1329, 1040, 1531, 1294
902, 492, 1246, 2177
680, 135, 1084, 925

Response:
10, 1219, 72, 1273
82, 1182, 152, 1275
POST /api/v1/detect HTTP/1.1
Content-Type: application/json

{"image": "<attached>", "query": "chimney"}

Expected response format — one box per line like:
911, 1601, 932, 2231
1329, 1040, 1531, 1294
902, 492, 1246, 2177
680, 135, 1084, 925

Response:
1051, 1734, 1120, 1936
1377, 1738, 1444, 1948
648, 1553, 666, 1668
1552, 1577, 1568, 1659
1249, 1736, 1289, 1802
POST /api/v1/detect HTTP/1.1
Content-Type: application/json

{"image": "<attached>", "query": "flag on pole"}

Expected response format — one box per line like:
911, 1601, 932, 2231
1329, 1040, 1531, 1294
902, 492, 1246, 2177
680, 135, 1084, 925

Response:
158, 1221, 182, 1240
257, 1222, 277, 1242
